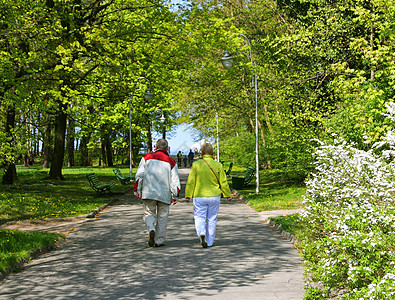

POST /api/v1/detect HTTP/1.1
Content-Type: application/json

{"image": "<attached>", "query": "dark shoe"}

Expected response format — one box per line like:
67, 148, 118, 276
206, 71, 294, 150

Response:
148, 230, 155, 247
200, 234, 208, 248
154, 243, 166, 247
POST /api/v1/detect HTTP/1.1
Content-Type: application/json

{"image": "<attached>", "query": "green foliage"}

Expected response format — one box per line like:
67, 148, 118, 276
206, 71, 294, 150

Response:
264, 125, 317, 181
221, 132, 255, 167
1, 0, 190, 178
299, 107, 395, 299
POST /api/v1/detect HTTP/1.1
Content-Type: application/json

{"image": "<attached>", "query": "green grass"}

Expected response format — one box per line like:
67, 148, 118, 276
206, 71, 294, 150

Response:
0, 166, 131, 223
0, 229, 64, 274
229, 168, 306, 212
268, 214, 303, 236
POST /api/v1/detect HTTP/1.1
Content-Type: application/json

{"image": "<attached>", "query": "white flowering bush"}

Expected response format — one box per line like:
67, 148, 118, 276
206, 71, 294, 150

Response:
300, 103, 395, 299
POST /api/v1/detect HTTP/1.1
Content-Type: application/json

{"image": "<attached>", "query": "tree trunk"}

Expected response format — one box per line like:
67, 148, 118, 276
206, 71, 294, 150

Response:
101, 140, 107, 167
248, 117, 255, 134
2, 107, 18, 184
263, 105, 274, 134
257, 120, 266, 148
23, 154, 29, 167
47, 102, 67, 180
80, 134, 90, 166
105, 137, 113, 167
67, 117, 75, 167
3, 163, 17, 185
42, 117, 52, 169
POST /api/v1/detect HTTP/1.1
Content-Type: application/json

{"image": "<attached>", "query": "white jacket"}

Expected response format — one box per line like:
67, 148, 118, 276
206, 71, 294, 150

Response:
134, 149, 180, 204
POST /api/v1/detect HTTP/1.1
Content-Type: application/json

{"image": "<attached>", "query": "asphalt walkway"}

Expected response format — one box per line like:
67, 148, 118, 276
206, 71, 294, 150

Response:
0, 168, 304, 299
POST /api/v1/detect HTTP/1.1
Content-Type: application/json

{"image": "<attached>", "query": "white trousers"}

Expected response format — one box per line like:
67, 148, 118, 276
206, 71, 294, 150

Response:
143, 199, 170, 245
193, 196, 221, 247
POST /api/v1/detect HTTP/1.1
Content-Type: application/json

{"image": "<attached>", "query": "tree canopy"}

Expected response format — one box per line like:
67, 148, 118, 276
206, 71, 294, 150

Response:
1, 0, 394, 183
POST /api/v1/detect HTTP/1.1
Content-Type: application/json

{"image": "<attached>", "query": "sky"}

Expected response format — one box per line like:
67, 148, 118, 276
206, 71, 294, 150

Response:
152, 124, 197, 155
167, 124, 195, 154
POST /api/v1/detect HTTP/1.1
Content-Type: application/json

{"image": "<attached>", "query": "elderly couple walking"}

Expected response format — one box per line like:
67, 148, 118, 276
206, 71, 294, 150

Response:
134, 139, 232, 248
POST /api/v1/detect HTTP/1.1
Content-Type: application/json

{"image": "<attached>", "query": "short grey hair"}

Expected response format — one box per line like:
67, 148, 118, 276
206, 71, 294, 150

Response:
201, 143, 213, 155
156, 139, 168, 150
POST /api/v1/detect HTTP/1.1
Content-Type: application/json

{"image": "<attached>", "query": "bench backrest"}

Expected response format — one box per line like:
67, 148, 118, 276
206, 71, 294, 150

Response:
244, 167, 256, 184
225, 162, 233, 175
113, 168, 122, 178
85, 173, 100, 187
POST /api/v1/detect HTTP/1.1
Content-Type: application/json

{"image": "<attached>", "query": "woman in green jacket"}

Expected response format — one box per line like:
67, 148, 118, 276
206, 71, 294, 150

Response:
185, 143, 232, 248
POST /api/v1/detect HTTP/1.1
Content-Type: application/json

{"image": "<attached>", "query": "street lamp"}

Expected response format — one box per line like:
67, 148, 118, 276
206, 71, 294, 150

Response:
220, 50, 235, 70
220, 33, 259, 194
129, 77, 153, 178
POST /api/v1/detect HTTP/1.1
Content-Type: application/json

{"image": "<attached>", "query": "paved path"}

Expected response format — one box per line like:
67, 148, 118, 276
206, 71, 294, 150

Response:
0, 168, 304, 299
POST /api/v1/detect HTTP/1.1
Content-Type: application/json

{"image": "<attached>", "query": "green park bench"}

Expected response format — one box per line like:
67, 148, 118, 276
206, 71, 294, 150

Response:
85, 173, 115, 194
231, 167, 256, 190
112, 168, 133, 185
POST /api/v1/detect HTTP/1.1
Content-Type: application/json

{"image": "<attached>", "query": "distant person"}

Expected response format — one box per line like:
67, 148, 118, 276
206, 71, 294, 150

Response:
188, 149, 194, 166
177, 150, 182, 166
134, 139, 181, 247
185, 143, 232, 248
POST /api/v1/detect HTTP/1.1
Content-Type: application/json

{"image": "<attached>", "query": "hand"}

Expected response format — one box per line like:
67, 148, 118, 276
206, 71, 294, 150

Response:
185, 197, 191, 203
171, 199, 178, 205
134, 192, 141, 199
227, 197, 232, 203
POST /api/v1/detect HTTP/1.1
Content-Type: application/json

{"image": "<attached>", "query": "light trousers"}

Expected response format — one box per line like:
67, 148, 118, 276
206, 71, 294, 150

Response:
193, 196, 221, 247
143, 199, 170, 245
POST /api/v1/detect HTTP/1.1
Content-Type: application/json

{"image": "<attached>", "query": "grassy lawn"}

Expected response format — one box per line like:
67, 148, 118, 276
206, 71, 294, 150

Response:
0, 166, 131, 223
0, 165, 132, 277
229, 167, 306, 212
226, 166, 305, 240
0, 230, 63, 274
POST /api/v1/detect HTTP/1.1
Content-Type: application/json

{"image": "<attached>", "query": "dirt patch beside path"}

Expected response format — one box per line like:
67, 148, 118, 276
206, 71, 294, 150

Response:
0, 216, 89, 235
0, 197, 125, 235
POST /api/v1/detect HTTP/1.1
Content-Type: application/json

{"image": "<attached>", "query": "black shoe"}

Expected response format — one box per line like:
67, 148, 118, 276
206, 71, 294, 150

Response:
200, 234, 208, 248
148, 230, 155, 247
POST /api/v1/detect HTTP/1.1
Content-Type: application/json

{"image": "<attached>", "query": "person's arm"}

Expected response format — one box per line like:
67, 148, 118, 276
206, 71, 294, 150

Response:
170, 164, 181, 204
185, 164, 196, 202
133, 157, 146, 199
219, 164, 232, 202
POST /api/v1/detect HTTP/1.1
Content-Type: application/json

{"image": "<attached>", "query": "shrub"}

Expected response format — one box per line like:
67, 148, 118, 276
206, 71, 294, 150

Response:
299, 103, 395, 299
264, 125, 316, 181
220, 133, 255, 167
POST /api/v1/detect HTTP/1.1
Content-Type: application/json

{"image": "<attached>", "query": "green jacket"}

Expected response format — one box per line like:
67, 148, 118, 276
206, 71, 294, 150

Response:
185, 155, 231, 198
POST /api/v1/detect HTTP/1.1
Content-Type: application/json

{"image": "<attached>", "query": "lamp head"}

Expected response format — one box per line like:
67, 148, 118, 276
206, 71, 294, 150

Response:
220, 50, 235, 70
144, 88, 153, 101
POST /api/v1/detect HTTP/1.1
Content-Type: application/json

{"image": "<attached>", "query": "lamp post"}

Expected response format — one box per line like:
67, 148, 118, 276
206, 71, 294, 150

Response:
129, 77, 153, 178
220, 33, 259, 194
